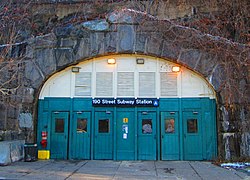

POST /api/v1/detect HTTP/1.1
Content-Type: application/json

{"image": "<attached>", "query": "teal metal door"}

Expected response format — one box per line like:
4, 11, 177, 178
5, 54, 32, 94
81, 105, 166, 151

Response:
161, 112, 179, 160
71, 112, 91, 159
138, 111, 157, 160
116, 109, 135, 160
94, 111, 113, 159
183, 111, 203, 160
50, 112, 69, 159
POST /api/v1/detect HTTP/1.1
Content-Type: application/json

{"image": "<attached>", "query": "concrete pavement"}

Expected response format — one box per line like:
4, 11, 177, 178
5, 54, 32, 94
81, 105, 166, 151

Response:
0, 160, 249, 180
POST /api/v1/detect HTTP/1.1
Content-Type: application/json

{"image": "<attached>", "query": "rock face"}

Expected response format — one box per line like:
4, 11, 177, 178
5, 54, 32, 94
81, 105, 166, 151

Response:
0, 9, 249, 160
0, 140, 24, 165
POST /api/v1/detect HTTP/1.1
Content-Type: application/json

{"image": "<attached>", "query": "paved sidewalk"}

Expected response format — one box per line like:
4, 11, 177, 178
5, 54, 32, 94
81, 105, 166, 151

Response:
0, 160, 249, 180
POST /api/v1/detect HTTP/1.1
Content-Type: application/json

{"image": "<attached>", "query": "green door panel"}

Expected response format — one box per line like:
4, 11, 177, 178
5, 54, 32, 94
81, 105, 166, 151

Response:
161, 112, 179, 160
50, 112, 69, 159
71, 112, 91, 159
116, 110, 135, 160
183, 111, 203, 160
138, 111, 157, 160
94, 111, 113, 159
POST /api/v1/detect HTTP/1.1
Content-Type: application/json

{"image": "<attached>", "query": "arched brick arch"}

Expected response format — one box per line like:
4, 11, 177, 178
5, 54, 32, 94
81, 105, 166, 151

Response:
24, 9, 249, 159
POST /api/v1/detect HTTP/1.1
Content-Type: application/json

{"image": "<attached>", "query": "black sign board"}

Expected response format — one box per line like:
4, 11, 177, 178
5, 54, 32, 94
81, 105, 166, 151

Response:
92, 98, 159, 107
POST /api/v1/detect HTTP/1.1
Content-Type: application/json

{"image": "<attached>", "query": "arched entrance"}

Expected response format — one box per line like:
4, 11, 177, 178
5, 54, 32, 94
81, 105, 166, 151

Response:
37, 54, 217, 160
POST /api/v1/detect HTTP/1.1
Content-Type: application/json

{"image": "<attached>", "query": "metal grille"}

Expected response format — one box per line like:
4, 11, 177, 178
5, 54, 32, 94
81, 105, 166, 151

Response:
117, 72, 134, 96
160, 72, 177, 96
96, 72, 113, 96
75, 72, 91, 96
139, 72, 155, 96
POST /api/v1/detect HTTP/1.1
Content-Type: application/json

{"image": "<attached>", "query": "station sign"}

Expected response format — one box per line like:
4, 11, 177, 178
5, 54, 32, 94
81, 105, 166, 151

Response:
92, 98, 159, 107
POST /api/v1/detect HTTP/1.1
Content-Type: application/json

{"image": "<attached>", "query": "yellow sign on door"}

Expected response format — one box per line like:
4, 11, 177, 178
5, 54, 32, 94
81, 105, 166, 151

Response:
123, 118, 128, 123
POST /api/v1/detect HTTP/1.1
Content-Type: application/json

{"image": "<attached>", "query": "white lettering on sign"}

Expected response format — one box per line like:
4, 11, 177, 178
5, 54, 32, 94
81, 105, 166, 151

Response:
117, 99, 134, 105
92, 99, 101, 104
92, 98, 159, 106
136, 99, 153, 105
102, 99, 116, 104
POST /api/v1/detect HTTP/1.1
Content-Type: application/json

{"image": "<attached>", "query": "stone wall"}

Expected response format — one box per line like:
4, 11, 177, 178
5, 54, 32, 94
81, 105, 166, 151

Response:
0, 8, 249, 160
31, 0, 219, 20
0, 140, 24, 165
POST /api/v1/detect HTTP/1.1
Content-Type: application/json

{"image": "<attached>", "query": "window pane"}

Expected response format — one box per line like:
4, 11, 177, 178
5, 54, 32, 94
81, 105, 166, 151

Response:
142, 119, 152, 134
77, 118, 87, 133
55, 119, 64, 133
165, 119, 175, 133
99, 119, 109, 133
187, 119, 198, 133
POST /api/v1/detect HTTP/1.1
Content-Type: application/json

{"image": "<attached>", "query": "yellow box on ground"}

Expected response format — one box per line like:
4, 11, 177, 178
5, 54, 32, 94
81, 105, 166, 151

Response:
38, 150, 50, 159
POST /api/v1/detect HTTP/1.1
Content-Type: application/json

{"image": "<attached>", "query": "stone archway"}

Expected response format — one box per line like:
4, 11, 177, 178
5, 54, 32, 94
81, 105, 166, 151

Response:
37, 54, 218, 160
21, 9, 249, 159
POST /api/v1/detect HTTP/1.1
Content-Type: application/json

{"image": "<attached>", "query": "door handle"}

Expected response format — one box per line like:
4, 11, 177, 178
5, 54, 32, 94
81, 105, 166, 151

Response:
161, 135, 164, 139
184, 134, 186, 138
154, 135, 156, 139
